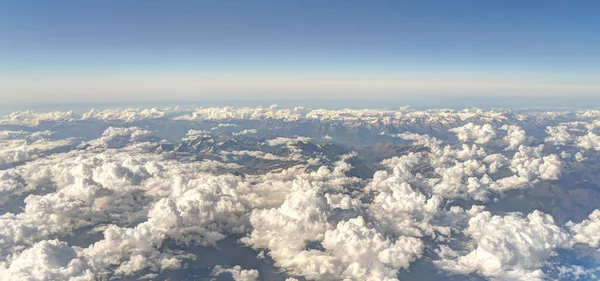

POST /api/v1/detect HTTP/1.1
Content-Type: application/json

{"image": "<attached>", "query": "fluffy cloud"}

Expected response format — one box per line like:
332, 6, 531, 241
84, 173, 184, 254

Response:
211, 265, 259, 281
449, 123, 496, 144
320, 217, 423, 281
211, 123, 238, 130
0, 130, 75, 166
567, 209, 600, 247
80, 127, 154, 149
240, 153, 430, 281
80, 198, 188, 276
435, 209, 572, 281
80, 107, 174, 122
544, 121, 600, 152
577, 132, 600, 151
0, 193, 88, 262
0, 170, 24, 206
0, 111, 76, 126
241, 179, 335, 277
0, 240, 93, 281
233, 129, 258, 136
504, 145, 562, 182
501, 125, 529, 150
396, 130, 562, 200
174, 106, 308, 122
367, 156, 445, 237
545, 125, 575, 146
181, 129, 211, 141
265, 136, 312, 146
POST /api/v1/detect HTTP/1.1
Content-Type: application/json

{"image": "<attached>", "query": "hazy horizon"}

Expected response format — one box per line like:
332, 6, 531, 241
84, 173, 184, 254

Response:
2, 0, 599, 106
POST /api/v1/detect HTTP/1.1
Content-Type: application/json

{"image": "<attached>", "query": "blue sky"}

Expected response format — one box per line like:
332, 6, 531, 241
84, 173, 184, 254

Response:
1, 0, 599, 106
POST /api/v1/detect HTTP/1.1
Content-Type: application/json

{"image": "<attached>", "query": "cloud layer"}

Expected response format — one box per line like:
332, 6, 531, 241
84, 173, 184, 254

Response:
1, 106, 600, 281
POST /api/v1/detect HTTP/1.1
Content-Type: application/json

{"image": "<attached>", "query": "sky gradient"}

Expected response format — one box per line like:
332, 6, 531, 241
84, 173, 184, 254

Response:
1, 0, 599, 107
